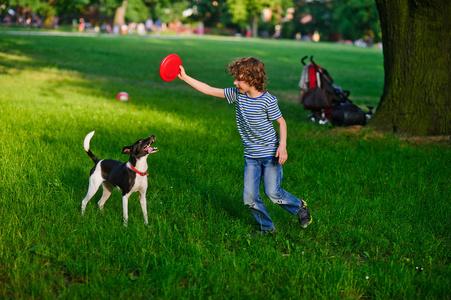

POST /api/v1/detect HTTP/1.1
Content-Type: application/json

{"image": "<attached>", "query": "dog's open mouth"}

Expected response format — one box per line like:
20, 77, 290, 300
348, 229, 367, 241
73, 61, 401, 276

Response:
145, 145, 158, 154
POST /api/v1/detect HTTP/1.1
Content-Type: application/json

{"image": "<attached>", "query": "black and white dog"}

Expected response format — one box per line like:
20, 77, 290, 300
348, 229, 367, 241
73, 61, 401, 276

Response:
81, 131, 158, 225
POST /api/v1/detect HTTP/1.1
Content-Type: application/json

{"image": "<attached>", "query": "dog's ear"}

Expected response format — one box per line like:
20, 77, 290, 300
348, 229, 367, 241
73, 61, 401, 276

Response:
122, 146, 132, 154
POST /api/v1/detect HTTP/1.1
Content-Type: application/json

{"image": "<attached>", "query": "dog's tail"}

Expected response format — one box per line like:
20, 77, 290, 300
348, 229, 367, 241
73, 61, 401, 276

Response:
83, 131, 99, 164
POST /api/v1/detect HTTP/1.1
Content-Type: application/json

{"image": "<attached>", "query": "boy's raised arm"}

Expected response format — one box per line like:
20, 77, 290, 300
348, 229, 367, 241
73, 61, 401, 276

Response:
178, 65, 225, 98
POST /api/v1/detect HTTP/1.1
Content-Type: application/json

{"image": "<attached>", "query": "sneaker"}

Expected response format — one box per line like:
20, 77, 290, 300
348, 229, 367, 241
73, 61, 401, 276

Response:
298, 200, 312, 228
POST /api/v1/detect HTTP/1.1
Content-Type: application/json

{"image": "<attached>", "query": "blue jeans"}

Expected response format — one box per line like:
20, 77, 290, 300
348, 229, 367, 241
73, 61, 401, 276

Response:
243, 157, 301, 231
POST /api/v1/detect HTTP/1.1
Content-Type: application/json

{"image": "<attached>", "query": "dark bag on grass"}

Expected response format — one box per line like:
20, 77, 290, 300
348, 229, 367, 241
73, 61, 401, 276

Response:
302, 88, 331, 110
331, 102, 367, 126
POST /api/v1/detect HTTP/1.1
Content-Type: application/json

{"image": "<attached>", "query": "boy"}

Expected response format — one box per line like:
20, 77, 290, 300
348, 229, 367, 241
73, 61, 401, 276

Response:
178, 57, 311, 233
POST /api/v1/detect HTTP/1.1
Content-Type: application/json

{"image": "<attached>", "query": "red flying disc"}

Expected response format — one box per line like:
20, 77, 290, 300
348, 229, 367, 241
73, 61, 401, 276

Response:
159, 53, 182, 82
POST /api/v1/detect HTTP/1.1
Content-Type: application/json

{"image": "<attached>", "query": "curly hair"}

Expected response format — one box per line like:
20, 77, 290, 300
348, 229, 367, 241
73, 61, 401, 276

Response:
228, 57, 267, 92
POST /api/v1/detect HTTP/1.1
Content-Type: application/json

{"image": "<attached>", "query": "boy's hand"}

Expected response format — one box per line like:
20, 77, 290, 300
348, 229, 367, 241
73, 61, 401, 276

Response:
276, 146, 288, 165
178, 65, 187, 81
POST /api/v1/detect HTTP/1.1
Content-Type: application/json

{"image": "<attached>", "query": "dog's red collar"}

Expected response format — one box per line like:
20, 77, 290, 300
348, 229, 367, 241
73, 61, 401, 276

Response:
127, 163, 148, 176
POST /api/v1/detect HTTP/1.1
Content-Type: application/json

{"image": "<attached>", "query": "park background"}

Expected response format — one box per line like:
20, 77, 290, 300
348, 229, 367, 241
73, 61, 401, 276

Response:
1, 0, 380, 45
1, 0, 450, 299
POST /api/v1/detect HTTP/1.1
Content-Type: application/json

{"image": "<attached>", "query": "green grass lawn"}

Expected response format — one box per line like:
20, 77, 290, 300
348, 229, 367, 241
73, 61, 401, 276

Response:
0, 30, 449, 299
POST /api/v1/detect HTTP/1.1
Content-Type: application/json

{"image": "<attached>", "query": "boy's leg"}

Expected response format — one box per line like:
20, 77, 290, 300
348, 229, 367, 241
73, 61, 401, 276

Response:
262, 157, 300, 214
243, 158, 275, 232
263, 157, 312, 228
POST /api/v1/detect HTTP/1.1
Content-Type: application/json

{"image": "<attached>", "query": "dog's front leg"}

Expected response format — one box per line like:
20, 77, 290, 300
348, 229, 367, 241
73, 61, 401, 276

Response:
139, 190, 148, 225
122, 193, 130, 226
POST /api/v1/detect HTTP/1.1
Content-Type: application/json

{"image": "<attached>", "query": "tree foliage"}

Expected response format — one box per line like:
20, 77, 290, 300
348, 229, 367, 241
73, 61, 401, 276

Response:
126, 0, 149, 22
332, 0, 380, 41
286, 0, 380, 41
155, 0, 189, 23
190, 0, 229, 28
226, 0, 287, 36
2, 0, 381, 42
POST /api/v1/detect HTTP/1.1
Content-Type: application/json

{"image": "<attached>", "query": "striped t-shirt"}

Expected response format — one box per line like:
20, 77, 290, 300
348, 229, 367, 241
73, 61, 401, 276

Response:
224, 87, 282, 158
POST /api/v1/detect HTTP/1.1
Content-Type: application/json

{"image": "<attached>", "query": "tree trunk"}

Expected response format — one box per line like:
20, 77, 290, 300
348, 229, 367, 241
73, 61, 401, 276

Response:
113, 0, 128, 26
251, 15, 258, 37
373, 0, 450, 135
